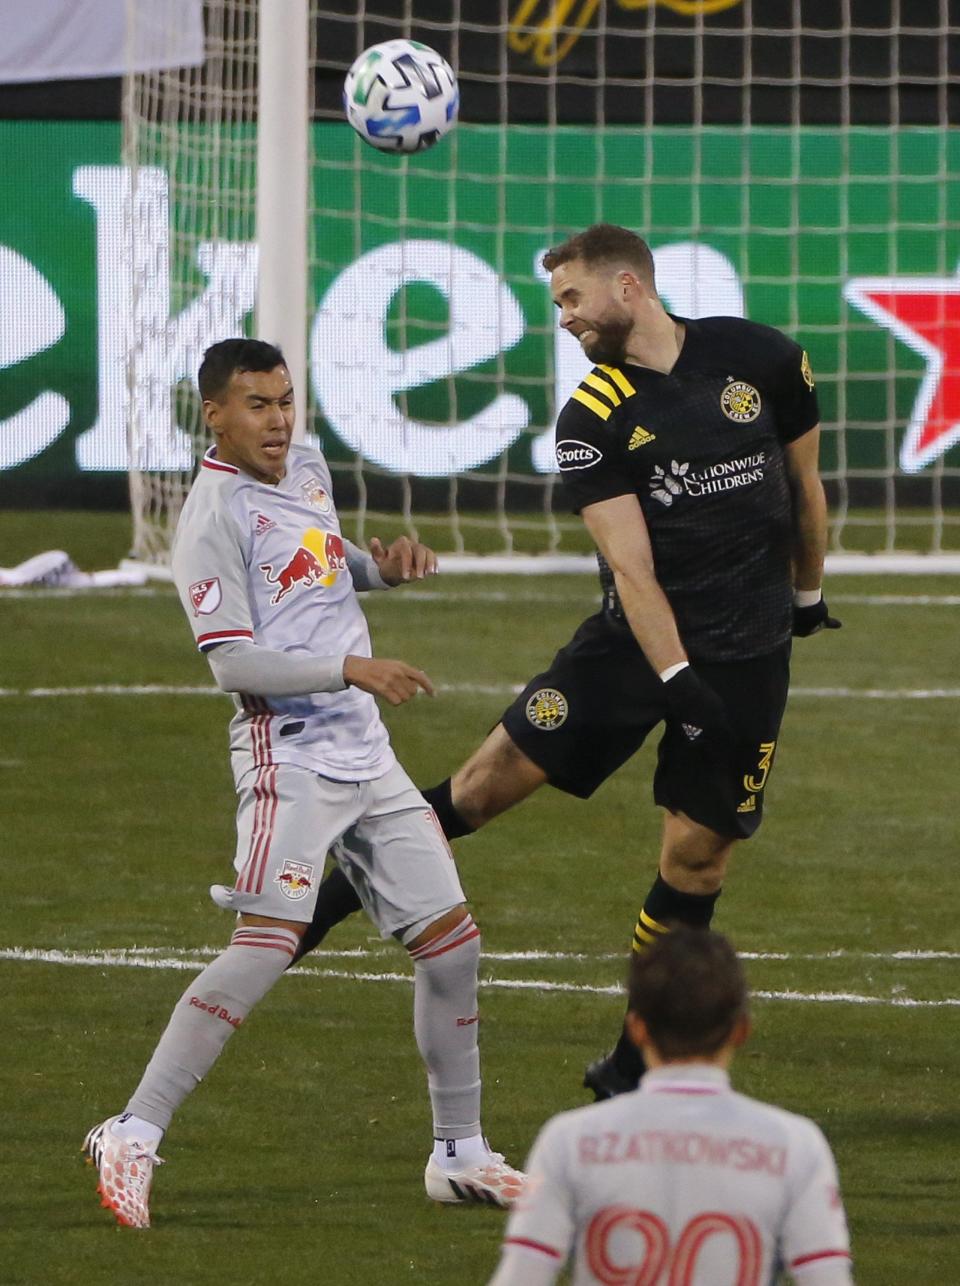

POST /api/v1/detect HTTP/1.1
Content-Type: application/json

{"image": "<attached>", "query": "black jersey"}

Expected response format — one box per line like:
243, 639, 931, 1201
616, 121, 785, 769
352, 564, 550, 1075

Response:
556, 316, 820, 662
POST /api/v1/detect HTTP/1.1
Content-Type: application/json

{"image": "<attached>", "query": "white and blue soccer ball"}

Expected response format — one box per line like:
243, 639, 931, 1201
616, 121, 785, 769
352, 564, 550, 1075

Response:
343, 39, 459, 154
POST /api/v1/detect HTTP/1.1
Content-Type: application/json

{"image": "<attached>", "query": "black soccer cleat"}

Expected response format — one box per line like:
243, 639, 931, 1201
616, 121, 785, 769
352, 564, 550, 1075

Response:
583, 1049, 643, 1101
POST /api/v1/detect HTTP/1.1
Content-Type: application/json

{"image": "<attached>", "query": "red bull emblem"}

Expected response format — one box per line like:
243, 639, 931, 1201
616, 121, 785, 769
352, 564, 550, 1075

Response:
260, 527, 347, 604
275, 860, 315, 901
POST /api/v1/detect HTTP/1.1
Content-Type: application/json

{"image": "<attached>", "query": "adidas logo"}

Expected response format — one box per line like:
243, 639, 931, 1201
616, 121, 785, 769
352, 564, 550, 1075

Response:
737, 795, 757, 813
628, 425, 656, 450
254, 512, 276, 536
681, 723, 703, 741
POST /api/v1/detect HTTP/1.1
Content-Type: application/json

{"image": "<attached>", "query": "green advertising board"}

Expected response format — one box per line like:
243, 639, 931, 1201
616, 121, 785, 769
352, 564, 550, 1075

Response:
1, 121, 958, 505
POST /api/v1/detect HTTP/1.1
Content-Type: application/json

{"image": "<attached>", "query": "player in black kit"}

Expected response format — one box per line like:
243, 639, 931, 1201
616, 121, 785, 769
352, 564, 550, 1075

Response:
294, 223, 841, 1099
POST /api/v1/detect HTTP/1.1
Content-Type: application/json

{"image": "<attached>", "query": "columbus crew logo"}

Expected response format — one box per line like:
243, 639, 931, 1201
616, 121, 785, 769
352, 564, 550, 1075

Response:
526, 688, 568, 730
720, 380, 762, 423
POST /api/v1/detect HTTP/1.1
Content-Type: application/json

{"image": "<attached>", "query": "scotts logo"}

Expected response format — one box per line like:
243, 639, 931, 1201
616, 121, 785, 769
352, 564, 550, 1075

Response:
526, 687, 569, 729
260, 527, 347, 604
720, 380, 762, 423
556, 439, 602, 470
275, 860, 315, 900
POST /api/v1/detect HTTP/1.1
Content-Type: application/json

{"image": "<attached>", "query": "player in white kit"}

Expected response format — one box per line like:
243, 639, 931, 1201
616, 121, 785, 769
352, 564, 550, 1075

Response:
489, 929, 853, 1286
82, 339, 524, 1228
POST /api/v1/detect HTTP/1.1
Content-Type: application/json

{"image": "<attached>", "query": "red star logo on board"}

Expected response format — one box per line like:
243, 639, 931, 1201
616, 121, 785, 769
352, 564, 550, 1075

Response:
844, 272, 960, 473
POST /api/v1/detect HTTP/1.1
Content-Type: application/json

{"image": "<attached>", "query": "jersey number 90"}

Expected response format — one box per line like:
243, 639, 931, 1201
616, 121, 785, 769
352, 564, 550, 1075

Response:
586, 1205, 763, 1286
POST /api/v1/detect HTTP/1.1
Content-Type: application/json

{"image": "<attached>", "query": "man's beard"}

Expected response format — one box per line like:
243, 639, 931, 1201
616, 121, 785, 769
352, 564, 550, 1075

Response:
579, 313, 633, 364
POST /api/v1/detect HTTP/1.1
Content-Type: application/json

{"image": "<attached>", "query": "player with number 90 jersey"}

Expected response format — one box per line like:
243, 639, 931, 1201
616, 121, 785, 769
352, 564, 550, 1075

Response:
491, 1067, 852, 1286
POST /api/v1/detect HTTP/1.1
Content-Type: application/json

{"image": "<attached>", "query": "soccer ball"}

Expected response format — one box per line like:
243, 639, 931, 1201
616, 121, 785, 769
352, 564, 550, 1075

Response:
343, 39, 459, 154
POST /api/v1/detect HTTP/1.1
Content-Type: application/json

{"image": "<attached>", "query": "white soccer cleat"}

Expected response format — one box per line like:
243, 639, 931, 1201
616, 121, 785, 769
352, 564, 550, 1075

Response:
82, 1115, 164, 1229
424, 1151, 527, 1208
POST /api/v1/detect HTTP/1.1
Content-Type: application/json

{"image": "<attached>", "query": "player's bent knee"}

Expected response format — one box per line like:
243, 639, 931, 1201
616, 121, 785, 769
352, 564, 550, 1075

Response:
402, 904, 472, 953
239, 911, 309, 938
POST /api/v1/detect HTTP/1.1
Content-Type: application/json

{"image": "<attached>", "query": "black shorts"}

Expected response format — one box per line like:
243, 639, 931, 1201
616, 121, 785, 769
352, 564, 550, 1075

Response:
500, 612, 791, 840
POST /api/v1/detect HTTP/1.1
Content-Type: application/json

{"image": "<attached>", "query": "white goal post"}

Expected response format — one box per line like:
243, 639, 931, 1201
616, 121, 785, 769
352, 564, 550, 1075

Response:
121, 2, 960, 574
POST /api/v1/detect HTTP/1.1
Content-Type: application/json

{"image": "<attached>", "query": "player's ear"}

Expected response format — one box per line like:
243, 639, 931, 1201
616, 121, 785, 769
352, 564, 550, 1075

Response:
730, 1013, 752, 1050
625, 1010, 649, 1052
619, 270, 645, 302
202, 398, 223, 434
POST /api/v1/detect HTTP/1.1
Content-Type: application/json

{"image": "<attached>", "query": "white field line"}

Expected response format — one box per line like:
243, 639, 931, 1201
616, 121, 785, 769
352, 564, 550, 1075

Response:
2, 682, 959, 700
2, 946, 959, 1008
4, 586, 960, 604
9, 945, 954, 964
0, 587, 170, 600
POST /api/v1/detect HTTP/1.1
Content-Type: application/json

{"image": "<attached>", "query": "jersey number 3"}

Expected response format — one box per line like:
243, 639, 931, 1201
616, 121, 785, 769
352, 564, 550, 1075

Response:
585, 1205, 763, 1286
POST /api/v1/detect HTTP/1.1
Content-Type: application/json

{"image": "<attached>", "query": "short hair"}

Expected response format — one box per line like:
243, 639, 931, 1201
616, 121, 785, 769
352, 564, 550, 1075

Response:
627, 928, 748, 1060
541, 223, 655, 287
198, 338, 288, 401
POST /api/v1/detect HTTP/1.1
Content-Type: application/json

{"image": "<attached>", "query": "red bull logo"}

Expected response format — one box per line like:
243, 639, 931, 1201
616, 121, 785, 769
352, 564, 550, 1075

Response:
275, 859, 316, 901
260, 527, 347, 604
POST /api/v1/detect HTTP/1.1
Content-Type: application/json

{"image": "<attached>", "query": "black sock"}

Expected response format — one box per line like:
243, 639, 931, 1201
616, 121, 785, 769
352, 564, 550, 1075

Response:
612, 873, 721, 1078
421, 778, 476, 841
631, 872, 720, 950
292, 865, 362, 963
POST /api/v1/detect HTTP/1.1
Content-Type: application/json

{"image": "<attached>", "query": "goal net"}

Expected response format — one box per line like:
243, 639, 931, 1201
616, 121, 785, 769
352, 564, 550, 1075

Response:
123, 1, 960, 569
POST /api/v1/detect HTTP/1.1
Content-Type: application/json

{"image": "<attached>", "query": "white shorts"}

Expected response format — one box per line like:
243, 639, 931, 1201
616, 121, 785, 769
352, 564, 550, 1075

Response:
225, 760, 465, 937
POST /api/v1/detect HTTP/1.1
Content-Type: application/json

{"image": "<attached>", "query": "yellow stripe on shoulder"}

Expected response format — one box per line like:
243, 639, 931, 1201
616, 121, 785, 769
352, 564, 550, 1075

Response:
582, 371, 622, 405
571, 387, 613, 421
598, 364, 636, 397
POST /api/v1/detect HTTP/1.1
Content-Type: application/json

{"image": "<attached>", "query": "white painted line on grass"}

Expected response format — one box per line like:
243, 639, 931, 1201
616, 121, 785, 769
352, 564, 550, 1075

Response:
0, 685, 225, 698
5, 585, 960, 604
2, 683, 960, 700
0, 586, 169, 600
2, 946, 958, 1008
831, 594, 960, 606
26, 944, 957, 964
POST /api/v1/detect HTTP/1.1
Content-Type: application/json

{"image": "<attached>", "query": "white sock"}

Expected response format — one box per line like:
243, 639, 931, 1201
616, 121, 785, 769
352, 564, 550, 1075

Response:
124, 925, 299, 1131
409, 915, 483, 1143
432, 1132, 491, 1171
112, 1113, 164, 1148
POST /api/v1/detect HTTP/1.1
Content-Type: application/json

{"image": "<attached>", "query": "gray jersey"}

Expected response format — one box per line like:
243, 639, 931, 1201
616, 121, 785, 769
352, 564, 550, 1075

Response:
171, 444, 394, 783
493, 1064, 852, 1286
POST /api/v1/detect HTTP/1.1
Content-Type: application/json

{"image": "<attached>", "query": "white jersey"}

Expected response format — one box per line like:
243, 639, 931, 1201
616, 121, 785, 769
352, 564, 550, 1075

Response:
171, 444, 395, 783
493, 1064, 852, 1286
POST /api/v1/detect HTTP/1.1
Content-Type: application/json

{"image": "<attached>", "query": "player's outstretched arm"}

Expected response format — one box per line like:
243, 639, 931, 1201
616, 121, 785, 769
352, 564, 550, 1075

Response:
343, 654, 435, 706
368, 534, 438, 584
786, 426, 842, 636
580, 493, 687, 674
580, 494, 731, 746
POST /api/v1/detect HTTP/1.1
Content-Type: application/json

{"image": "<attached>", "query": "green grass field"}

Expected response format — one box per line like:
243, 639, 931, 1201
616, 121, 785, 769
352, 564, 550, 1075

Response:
2, 512, 959, 1285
